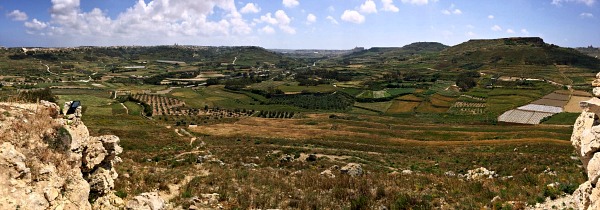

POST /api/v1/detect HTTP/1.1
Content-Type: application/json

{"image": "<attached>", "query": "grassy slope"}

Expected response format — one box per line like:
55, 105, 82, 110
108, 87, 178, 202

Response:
437, 38, 600, 85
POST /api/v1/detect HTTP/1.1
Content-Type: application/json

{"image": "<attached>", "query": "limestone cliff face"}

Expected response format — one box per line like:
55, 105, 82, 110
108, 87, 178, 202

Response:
0, 101, 123, 210
571, 74, 600, 210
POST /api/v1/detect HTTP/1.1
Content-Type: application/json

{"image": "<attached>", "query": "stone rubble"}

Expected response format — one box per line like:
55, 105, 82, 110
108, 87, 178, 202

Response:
340, 163, 364, 177
458, 167, 497, 181
126, 191, 166, 210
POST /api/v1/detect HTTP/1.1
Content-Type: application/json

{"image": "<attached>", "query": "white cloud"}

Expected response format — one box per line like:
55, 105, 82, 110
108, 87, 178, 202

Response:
341, 10, 365, 24
442, 4, 462, 15
506, 29, 515, 33
491, 25, 502, 31
401, 0, 436, 5
7, 10, 28, 21
382, 0, 400, 12
580, 12, 594, 18
466, 24, 475, 29
25, 19, 48, 30
257, 10, 296, 34
259, 13, 278, 25
306, 13, 317, 24
326, 16, 339, 24
551, 0, 596, 6
521, 29, 530, 35
466, 31, 476, 37
240, 3, 260, 14
260, 25, 275, 34
488, 15, 494, 19
283, 0, 300, 8
328, 6, 335, 12
23, 0, 253, 44
360, 0, 378, 14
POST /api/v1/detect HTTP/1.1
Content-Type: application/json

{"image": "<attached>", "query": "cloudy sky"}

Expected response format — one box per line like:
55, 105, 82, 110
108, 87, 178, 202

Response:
1, 0, 599, 49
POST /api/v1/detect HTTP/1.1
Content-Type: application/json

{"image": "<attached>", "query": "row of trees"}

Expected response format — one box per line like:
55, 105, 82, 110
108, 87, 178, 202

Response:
143, 71, 198, 85
269, 92, 354, 110
256, 110, 296, 119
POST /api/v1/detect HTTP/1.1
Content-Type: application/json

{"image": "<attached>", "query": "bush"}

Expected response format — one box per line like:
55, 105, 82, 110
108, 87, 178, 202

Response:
350, 196, 369, 210
391, 193, 432, 210
17, 88, 57, 103
115, 190, 128, 198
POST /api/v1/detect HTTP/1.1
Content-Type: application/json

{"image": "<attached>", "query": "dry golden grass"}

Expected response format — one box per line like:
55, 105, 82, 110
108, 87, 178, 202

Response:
181, 112, 578, 209
190, 115, 570, 146
386, 101, 419, 113
416, 101, 448, 113
429, 94, 456, 108
346, 64, 365, 68
396, 94, 423, 102
564, 96, 592, 113
190, 117, 381, 141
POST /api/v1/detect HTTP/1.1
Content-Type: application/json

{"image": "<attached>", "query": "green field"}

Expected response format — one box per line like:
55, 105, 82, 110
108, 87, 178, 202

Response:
542, 112, 580, 125
124, 101, 143, 116
58, 94, 114, 116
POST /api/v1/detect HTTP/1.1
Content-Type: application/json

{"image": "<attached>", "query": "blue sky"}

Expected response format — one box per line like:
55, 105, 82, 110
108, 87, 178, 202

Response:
1, 0, 599, 49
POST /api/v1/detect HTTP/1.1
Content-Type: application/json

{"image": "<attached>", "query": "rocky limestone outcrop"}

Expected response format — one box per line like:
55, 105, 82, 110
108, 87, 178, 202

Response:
340, 163, 364, 177
126, 192, 166, 210
570, 73, 600, 210
0, 101, 124, 209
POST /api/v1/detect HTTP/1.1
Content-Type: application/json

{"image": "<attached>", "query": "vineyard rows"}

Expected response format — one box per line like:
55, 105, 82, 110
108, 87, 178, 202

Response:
131, 94, 186, 116
452, 102, 486, 108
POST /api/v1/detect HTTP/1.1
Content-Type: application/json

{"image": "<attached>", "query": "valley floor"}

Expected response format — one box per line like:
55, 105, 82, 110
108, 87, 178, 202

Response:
83, 111, 583, 209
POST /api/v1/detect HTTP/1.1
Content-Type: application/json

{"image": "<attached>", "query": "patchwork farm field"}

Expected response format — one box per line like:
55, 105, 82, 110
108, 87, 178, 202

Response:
53, 83, 582, 209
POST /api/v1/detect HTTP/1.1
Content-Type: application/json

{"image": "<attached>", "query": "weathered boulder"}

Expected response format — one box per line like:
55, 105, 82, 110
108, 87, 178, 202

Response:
93, 193, 124, 210
320, 169, 335, 178
594, 87, 600, 97
0, 142, 30, 179
126, 192, 166, 210
82, 140, 108, 172
340, 163, 363, 176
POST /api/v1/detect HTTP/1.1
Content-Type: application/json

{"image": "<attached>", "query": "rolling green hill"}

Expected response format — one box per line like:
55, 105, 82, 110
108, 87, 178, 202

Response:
435, 37, 600, 85
0, 45, 300, 69
335, 42, 448, 65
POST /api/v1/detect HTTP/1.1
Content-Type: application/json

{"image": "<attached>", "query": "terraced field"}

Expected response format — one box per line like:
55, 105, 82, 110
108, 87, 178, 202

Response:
386, 101, 420, 113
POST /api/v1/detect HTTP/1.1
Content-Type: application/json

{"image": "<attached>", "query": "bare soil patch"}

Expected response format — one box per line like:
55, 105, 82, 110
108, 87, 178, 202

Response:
565, 96, 592, 113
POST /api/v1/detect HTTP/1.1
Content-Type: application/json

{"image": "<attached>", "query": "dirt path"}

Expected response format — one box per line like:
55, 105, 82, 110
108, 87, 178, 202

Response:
159, 175, 194, 202
120, 103, 128, 114
44, 64, 58, 75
